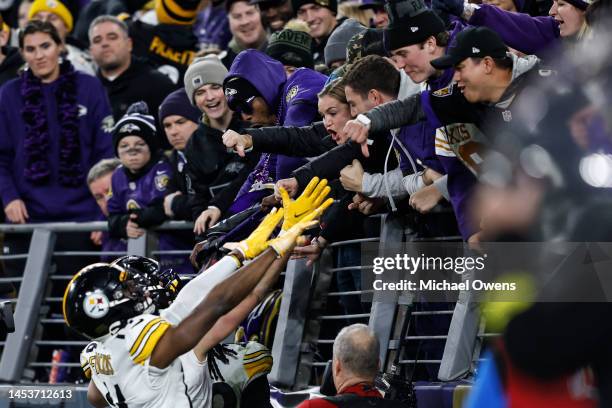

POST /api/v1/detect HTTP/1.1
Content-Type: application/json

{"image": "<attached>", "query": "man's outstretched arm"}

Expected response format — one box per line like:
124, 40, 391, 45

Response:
151, 248, 279, 369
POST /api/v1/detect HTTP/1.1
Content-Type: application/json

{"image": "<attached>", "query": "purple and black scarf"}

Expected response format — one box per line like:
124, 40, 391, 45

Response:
21, 59, 82, 186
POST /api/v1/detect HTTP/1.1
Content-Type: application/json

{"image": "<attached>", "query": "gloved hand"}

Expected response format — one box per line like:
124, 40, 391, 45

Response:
268, 199, 333, 257
431, 0, 464, 18
236, 207, 284, 260
280, 177, 332, 231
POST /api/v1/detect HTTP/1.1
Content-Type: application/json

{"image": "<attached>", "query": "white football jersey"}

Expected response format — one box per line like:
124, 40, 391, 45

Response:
80, 314, 212, 408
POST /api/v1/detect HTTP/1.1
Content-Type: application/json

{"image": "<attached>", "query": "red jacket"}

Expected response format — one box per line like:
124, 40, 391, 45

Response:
297, 383, 383, 408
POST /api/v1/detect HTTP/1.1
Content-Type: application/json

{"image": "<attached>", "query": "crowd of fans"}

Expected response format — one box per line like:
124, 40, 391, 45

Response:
1, 0, 612, 404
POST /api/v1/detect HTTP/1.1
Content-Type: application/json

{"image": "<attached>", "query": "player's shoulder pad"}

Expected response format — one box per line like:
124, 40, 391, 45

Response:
80, 341, 101, 379
124, 314, 172, 365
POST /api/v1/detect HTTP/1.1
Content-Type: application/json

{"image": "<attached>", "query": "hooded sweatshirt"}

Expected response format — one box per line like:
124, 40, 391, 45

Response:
225, 50, 326, 213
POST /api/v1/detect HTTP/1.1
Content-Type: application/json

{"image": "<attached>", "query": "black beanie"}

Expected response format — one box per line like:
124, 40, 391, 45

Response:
384, 0, 445, 51
291, 0, 337, 15
266, 29, 314, 69
112, 102, 159, 156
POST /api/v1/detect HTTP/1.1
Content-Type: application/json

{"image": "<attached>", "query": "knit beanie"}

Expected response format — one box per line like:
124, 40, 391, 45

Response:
384, 0, 445, 51
183, 55, 228, 106
266, 29, 314, 69
324, 18, 366, 66
346, 28, 387, 64
113, 102, 159, 155
159, 89, 202, 126
291, 0, 337, 15
155, 0, 200, 25
28, 0, 73, 32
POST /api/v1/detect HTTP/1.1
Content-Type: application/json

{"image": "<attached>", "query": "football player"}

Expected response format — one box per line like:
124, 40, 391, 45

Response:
63, 178, 333, 407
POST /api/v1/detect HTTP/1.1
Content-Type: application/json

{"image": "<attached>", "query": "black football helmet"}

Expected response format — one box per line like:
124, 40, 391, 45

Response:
110, 255, 184, 310
62, 259, 181, 339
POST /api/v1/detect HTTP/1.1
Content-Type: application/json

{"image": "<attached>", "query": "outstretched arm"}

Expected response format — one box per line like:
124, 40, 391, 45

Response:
151, 248, 279, 369
193, 251, 291, 361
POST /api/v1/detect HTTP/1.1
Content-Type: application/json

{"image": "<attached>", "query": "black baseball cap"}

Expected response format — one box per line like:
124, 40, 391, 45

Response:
430, 27, 508, 70
358, 0, 385, 10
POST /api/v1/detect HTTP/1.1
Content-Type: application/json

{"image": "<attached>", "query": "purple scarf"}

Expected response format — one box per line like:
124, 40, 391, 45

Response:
21, 59, 82, 186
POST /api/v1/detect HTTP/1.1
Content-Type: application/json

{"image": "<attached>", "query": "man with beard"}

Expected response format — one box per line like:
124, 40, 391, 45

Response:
89, 15, 176, 128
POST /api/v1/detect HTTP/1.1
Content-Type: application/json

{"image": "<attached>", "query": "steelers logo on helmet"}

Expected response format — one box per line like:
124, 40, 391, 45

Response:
83, 290, 110, 319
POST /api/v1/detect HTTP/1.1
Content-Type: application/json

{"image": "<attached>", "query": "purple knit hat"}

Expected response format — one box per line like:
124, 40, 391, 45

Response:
159, 89, 202, 126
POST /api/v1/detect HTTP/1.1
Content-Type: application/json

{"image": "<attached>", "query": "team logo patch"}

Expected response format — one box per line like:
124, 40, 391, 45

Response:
225, 88, 237, 97
155, 173, 169, 191
502, 110, 513, 122
78, 105, 88, 117
286, 85, 299, 103
126, 199, 141, 210
101, 115, 115, 133
83, 290, 110, 319
432, 85, 453, 97
191, 75, 203, 88
119, 123, 141, 134
472, 47, 480, 54
410, 26, 419, 32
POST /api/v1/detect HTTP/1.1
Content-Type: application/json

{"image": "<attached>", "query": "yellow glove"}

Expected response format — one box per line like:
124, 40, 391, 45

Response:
269, 198, 334, 256
237, 207, 284, 260
280, 177, 332, 231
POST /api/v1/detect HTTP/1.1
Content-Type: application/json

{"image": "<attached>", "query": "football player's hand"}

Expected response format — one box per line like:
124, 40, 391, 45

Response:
222, 129, 253, 157
409, 184, 443, 214
339, 159, 365, 193
237, 207, 284, 260
126, 214, 145, 239
274, 177, 299, 200
268, 203, 330, 257
4, 199, 28, 224
343, 119, 370, 157
280, 177, 333, 231
194, 207, 221, 235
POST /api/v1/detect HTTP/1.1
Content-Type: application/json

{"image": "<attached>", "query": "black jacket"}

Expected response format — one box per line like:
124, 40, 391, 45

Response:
166, 150, 197, 221
292, 130, 397, 195
129, 20, 198, 83
185, 116, 260, 218
98, 57, 177, 125
247, 121, 336, 157
0, 47, 23, 87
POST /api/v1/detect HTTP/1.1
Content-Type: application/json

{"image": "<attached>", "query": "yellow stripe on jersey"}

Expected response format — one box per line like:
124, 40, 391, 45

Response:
244, 356, 273, 379
243, 350, 269, 361
132, 321, 171, 365
129, 317, 161, 356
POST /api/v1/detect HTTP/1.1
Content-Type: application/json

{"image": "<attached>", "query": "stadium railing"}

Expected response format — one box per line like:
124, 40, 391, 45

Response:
0, 214, 498, 405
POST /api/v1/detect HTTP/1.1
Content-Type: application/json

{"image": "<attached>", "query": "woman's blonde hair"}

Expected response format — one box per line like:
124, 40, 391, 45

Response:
317, 77, 348, 105
337, 1, 373, 27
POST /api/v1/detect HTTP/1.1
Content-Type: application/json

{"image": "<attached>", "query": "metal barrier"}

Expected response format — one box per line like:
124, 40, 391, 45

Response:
0, 210, 493, 400
0, 221, 193, 384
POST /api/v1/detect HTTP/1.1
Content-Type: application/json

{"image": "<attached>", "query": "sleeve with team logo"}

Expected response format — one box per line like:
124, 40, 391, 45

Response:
130, 159, 171, 228
124, 314, 172, 365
